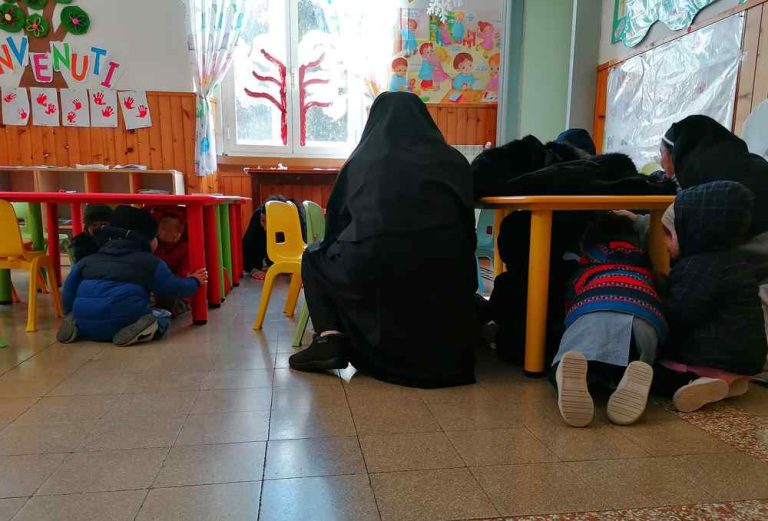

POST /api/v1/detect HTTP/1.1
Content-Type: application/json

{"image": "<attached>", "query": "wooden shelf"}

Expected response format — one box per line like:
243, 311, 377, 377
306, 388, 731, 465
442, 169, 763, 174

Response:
0, 167, 185, 195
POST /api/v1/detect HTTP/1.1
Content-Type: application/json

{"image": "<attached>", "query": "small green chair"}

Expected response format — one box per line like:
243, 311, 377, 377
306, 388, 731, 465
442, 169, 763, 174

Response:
291, 201, 326, 347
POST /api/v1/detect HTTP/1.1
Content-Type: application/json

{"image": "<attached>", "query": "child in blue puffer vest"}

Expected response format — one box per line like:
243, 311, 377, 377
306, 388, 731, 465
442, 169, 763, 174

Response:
58, 205, 208, 346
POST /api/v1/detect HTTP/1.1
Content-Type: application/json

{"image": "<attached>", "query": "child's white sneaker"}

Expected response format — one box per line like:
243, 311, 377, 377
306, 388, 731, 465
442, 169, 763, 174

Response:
556, 351, 594, 427
607, 361, 653, 426
726, 378, 750, 399
673, 377, 729, 412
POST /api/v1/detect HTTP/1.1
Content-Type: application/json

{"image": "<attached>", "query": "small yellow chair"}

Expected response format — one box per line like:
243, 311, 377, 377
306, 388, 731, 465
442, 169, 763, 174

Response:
0, 200, 63, 332
252, 200, 306, 330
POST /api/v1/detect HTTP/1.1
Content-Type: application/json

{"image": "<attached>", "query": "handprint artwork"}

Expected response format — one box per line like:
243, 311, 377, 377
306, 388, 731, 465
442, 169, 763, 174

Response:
18, 109, 27, 121
1, 88, 30, 126
45, 104, 57, 115
60, 88, 90, 127
36, 93, 48, 106
118, 90, 152, 129
92, 92, 105, 105
101, 106, 114, 118
30, 88, 59, 126
3, 93, 16, 104
90, 88, 118, 127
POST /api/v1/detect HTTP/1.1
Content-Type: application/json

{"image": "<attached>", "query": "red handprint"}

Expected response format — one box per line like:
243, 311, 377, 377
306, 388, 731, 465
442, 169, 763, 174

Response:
72, 98, 83, 111
137, 105, 149, 118
18, 108, 27, 120
66, 112, 77, 124
3, 93, 16, 104
93, 92, 105, 105
123, 97, 135, 110
45, 103, 57, 115
101, 106, 114, 118
36, 93, 48, 106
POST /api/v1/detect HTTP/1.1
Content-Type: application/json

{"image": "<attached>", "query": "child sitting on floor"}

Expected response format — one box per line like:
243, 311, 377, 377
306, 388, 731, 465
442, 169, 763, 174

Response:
57, 205, 207, 346
70, 204, 113, 263
153, 210, 191, 316
554, 212, 666, 427
654, 181, 768, 412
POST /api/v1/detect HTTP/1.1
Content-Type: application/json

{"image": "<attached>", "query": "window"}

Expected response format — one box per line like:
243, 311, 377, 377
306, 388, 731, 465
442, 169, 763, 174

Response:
220, 0, 394, 158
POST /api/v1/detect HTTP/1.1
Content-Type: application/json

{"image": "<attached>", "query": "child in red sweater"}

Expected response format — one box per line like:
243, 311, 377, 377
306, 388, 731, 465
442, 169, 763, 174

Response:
153, 209, 190, 317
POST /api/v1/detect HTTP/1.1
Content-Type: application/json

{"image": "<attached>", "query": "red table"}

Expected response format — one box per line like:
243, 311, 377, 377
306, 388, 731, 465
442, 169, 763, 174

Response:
0, 192, 249, 325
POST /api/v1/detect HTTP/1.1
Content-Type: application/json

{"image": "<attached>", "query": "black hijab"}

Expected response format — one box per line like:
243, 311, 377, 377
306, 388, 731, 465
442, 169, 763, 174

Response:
324, 91, 474, 243
664, 115, 768, 236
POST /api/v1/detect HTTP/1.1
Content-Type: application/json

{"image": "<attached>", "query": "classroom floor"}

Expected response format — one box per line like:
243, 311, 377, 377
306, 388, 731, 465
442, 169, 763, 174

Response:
0, 277, 767, 521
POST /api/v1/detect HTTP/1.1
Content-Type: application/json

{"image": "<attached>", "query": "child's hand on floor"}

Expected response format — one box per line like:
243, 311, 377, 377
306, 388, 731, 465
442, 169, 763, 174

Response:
189, 268, 208, 285
250, 269, 266, 281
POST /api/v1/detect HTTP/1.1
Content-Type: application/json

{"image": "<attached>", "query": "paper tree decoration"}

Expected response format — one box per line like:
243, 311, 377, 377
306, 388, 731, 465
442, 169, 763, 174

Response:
0, 1, 91, 88
30, 87, 59, 126
1, 87, 30, 125
298, 53, 332, 147
244, 49, 288, 146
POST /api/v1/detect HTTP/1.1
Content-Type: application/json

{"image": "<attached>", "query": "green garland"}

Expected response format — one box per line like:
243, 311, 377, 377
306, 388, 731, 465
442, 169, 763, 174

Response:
60, 5, 88, 34
24, 12, 48, 37
0, 3, 24, 32
25, 0, 47, 9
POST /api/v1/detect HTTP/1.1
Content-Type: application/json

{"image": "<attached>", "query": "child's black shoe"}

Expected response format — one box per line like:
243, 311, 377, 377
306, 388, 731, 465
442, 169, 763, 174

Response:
289, 334, 349, 372
113, 314, 158, 347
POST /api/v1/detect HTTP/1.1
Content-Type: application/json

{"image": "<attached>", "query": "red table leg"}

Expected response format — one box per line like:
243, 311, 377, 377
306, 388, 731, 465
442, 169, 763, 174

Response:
44, 202, 61, 286
229, 204, 242, 286
186, 205, 207, 325
203, 205, 222, 308
70, 203, 83, 236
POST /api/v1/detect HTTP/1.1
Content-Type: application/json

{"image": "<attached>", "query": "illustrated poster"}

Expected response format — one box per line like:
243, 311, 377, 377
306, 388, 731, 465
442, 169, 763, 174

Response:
89, 88, 118, 127
118, 90, 152, 130
1, 87, 30, 126
30, 87, 59, 126
60, 88, 90, 127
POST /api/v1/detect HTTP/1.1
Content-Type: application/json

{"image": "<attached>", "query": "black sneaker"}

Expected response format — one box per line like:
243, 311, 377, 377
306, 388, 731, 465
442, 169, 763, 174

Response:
289, 334, 349, 372
57, 313, 79, 344
113, 314, 158, 347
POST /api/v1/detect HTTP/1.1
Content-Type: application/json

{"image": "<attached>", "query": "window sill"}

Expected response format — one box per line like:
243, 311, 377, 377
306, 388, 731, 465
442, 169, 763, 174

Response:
217, 155, 345, 172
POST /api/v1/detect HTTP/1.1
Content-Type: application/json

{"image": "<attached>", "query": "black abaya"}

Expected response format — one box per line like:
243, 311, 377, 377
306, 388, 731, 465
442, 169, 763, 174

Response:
303, 91, 477, 388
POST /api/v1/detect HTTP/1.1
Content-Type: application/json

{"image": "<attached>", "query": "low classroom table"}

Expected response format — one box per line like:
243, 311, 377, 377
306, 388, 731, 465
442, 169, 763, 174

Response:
479, 195, 676, 376
0, 192, 249, 326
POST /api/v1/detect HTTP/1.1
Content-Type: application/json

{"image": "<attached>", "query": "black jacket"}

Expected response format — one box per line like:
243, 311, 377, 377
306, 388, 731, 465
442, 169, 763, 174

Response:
663, 181, 767, 375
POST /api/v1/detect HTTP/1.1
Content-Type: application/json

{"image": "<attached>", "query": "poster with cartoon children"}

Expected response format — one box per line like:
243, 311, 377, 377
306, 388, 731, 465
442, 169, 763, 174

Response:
389, 1, 503, 105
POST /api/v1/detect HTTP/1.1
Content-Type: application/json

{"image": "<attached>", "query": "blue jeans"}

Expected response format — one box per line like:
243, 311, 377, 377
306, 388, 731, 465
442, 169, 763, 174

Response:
151, 308, 172, 339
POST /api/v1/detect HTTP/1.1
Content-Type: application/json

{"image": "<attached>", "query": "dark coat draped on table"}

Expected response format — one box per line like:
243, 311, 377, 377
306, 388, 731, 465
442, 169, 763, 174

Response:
302, 91, 478, 388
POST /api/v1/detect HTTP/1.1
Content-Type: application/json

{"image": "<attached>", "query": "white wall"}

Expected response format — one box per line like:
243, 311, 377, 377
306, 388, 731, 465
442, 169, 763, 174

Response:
599, 0, 741, 63
567, 0, 601, 131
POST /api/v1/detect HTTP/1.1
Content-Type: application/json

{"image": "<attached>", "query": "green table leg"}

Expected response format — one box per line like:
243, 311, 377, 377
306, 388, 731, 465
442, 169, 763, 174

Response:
0, 270, 10, 305
219, 204, 232, 294
215, 206, 225, 301
28, 203, 44, 250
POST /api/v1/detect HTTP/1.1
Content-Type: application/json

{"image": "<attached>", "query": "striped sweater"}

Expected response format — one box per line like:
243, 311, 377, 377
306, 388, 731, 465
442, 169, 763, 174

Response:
565, 241, 667, 342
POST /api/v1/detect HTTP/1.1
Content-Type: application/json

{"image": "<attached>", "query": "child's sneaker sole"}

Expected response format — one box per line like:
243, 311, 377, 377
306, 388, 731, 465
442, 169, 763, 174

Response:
556, 351, 594, 427
673, 377, 729, 413
57, 314, 79, 344
113, 315, 158, 347
727, 378, 750, 399
607, 361, 653, 426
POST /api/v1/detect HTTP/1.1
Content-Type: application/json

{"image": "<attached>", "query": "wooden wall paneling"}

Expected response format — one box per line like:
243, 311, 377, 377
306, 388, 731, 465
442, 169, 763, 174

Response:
147, 94, 164, 169
0, 123, 9, 164
77, 127, 91, 165
593, 67, 609, 154
464, 107, 478, 143
169, 96, 187, 175
753, 3, 768, 107
64, 127, 80, 166
455, 107, 468, 144
180, 95, 198, 188
157, 96, 176, 170
734, 5, 762, 134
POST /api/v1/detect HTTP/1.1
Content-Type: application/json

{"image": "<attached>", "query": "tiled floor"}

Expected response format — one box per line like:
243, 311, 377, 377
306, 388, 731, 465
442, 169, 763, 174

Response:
0, 276, 767, 521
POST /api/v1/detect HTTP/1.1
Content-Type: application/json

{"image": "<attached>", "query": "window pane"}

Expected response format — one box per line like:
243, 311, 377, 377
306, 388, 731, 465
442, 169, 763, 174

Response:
233, 0, 289, 147
296, 0, 349, 148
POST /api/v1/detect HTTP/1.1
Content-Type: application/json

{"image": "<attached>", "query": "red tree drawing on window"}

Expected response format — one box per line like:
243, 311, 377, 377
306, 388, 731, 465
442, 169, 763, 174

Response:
244, 49, 288, 146
299, 53, 332, 147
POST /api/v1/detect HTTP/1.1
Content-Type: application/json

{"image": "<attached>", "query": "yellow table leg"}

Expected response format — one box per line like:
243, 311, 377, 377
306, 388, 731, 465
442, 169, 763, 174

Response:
492, 209, 508, 278
523, 209, 553, 375
648, 210, 671, 275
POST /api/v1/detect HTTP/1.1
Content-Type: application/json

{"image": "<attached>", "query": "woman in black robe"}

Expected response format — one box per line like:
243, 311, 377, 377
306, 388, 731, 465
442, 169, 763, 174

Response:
288, 91, 478, 389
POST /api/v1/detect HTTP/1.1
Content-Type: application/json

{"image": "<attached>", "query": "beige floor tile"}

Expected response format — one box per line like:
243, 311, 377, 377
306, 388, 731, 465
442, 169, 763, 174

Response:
136, 482, 261, 521
619, 419, 735, 456
154, 442, 266, 487
192, 388, 272, 414
47, 373, 137, 396
0, 421, 96, 455
563, 457, 715, 510
260, 475, 379, 521
272, 368, 342, 387
105, 391, 198, 419
0, 373, 66, 398
14, 395, 118, 425
729, 385, 768, 416
272, 385, 348, 410
83, 416, 185, 451
361, 432, 464, 473
274, 352, 291, 368
37, 447, 168, 495
447, 428, 557, 466
270, 406, 355, 440
0, 397, 36, 423
213, 352, 275, 371
528, 422, 650, 461
370, 468, 498, 521
200, 369, 273, 390
132, 371, 208, 393
418, 384, 497, 406
177, 411, 270, 445
670, 452, 768, 501
0, 453, 66, 498
12, 490, 147, 521
427, 402, 528, 432
264, 437, 366, 479
472, 463, 608, 517
351, 401, 440, 436
0, 498, 26, 521
343, 383, 422, 408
